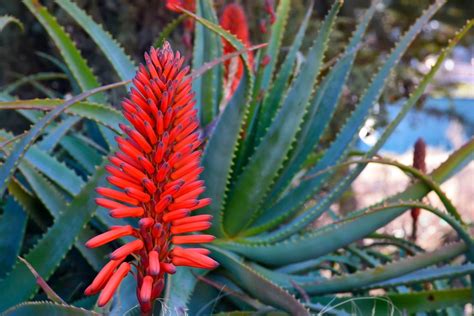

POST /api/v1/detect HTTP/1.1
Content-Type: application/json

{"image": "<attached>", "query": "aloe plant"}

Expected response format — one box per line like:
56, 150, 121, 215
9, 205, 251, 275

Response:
0, 0, 473, 315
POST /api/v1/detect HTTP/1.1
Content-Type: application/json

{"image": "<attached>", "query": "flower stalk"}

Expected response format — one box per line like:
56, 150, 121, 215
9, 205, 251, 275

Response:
411, 138, 427, 240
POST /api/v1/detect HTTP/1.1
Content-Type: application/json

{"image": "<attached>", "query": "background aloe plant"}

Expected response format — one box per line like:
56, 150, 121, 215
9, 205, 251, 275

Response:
0, 0, 473, 315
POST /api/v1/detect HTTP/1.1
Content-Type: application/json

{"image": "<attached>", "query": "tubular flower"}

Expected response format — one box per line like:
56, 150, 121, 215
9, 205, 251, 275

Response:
85, 42, 217, 313
219, 3, 253, 99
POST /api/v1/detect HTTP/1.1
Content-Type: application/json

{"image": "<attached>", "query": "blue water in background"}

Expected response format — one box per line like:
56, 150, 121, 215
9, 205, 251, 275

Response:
358, 98, 474, 154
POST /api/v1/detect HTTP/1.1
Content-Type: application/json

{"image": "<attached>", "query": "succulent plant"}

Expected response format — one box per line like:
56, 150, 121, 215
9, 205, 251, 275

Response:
0, 0, 473, 315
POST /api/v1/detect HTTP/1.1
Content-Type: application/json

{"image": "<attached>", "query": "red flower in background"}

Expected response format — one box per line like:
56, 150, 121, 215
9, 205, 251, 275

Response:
166, 0, 195, 13
84, 42, 217, 313
166, 0, 196, 48
220, 3, 253, 99
165, 1, 253, 99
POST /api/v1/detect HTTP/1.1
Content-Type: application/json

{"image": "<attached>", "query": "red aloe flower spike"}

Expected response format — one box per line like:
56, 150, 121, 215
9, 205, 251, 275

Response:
85, 42, 217, 314
219, 3, 254, 100
411, 138, 427, 240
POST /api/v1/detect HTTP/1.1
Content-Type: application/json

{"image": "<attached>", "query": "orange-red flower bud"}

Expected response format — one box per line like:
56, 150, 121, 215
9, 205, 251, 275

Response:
97, 262, 131, 307
86, 225, 134, 248
84, 259, 122, 295
110, 239, 144, 260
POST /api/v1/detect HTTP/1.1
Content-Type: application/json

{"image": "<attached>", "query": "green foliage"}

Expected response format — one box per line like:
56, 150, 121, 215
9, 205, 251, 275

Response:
0, 15, 23, 32
0, 0, 472, 315
2, 301, 98, 316
192, 0, 223, 125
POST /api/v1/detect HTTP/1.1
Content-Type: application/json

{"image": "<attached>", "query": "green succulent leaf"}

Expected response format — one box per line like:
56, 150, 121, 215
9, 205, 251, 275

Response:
22, 0, 104, 103
224, 0, 343, 236
35, 52, 80, 93
160, 268, 208, 316
0, 15, 24, 32
19, 161, 67, 217
22, 0, 117, 147
305, 158, 466, 225
154, 15, 186, 47
247, 13, 470, 239
207, 245, 309, 315
60, 136, 103, 173
253, 0, 291, 95
0, 197, 27, 279
2, 72, 67, 95
2, 301, 98, 316
54, 0, 136, 81
38, 116, 81, 152
315, 288, 472, 314
259, 0, 445, 236
182, 4, 254, 121
6, 177, 47, 230
268, 1, 377, 201
301, 242, 466, 295
0, 163, 106, 311
0, 81, 124, 199
109, 274, 139, 316
199, 70, 251, 237
18, 161, 109, 271
368, 264, 474, 289
277, 255, 359, 274
0, 99, 125, 133
217, 138, 474, 265
255, 4, 313, 141
25, 145, 84, 195
192, 0, 223, 126
248, 262, 321, 290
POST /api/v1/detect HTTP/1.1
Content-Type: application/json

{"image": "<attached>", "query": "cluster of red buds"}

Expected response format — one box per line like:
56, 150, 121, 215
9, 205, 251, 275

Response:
411, 138, 427, 240
84, 42, 217, 313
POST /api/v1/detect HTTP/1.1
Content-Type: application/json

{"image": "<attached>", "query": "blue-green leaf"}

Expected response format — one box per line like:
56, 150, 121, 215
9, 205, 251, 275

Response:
369, 264, 474, 289
253, 0, 291, 95
0, 164, 106, 311
25, 145, 84, 195
249, 1, 452, 238
2, 302, 97, 316
314, 288, 472, 315
0, 197, 27, 278
192, 0, 223, 125
38, 116, 81, 152
60, 136, 103, 173
301, 243, 467, 294
255, 4, 312, 141
200, 73, 250, 237
223, 0, 343, 236
0, 15, 24, 32
217, 138, 474, 265
207, 245, 309, 315
267, 1, 377, 201
160, 268, 207, 316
